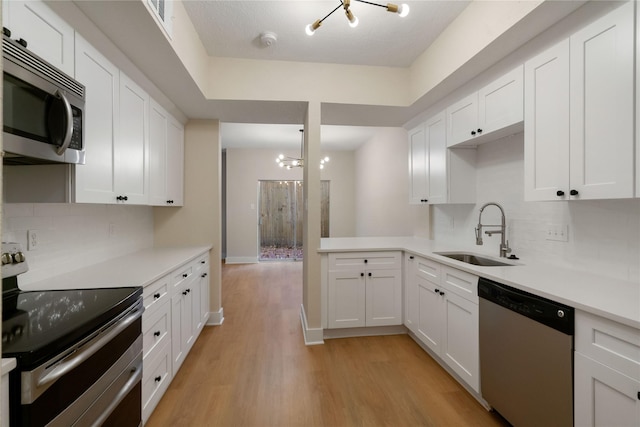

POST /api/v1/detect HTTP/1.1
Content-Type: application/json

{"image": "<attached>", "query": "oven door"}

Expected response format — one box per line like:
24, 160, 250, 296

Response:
10, 299, 143, 427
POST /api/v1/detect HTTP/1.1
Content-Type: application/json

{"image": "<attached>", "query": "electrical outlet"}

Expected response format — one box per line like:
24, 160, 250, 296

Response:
545, 224, 569, 242
27, 230, 39, 250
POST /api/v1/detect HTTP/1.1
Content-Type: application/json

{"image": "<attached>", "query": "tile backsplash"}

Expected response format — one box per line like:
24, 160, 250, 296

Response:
433, 133, 640, 283
2, 203, 154, 285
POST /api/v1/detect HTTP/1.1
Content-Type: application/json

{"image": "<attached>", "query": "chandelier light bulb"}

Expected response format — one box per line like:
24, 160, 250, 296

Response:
324, 156, 330, 162
305, 19, 322, 36
345, 9, 359, 28
398, 3, 410, 17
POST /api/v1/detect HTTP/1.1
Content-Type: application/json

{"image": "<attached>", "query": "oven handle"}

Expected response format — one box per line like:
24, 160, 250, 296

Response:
54, 89, 74, 155
36, 304, 143, 388
90, 361, 142, 427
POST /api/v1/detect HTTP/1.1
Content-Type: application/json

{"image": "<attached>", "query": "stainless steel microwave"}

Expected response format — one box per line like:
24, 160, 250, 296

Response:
2, 34, 85, 165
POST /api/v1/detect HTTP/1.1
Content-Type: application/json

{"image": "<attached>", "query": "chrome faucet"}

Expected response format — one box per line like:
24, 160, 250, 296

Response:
475, 202, 511, 258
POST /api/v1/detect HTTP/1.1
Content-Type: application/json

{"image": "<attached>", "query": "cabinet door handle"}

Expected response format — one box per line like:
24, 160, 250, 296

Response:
202, 273, 208, 278
155, 376, 162, 383
409, 256, 414, 260
471, 130, 476, 136
364, 259, 368, 264
201, 260, 206, 264
154, 331, 160, 337
368, 272, 372, 277
570, 189, 579, 196
439, 291, 445, 296
360, 273, 364, 277
477, 128, 483, 134
435, 288, 440, 293
183, 273, 188, 278
182, 290, 188, 296
153, 293, 161, 299
187, 288, 191, 293
556, 190, 565, 197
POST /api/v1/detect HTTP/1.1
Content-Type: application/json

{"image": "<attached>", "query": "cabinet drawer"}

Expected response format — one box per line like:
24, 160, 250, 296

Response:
329, 251, 401, 271
440, 266, 478, 304
575, 310, 640, 381
194, 253, 209, 271
142, 301, 171, 361
143, 275, 170, 315
173, 264, 193, 288
414, 256, 441, 283
142, 341, 172, 424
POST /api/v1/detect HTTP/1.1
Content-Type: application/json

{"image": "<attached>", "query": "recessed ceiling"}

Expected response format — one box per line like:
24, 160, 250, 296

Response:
183, 0, 470, 67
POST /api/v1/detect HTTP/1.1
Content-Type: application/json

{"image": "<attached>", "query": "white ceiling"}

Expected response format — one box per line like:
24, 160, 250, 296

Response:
183, 1, 470, 67
190, 1, 469, 149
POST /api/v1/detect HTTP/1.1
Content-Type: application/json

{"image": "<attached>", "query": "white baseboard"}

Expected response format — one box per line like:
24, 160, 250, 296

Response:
224, 257, 258, 264
207, 307, 224, 325
299, 304, 324, 345
323, 325, 408, 340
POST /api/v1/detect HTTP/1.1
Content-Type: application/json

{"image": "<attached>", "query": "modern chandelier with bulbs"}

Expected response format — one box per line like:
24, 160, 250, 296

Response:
276, 129, 330, 170
305, 0, 409, 36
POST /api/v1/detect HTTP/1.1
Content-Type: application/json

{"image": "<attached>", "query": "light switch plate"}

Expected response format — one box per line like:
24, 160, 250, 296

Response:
545, 224, 569, 242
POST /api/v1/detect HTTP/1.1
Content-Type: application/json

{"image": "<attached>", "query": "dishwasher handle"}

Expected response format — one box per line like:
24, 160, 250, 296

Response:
478, 277, 574, 335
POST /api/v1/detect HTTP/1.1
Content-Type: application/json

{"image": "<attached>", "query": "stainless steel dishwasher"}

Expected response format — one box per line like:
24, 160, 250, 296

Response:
478, 277, 574, 427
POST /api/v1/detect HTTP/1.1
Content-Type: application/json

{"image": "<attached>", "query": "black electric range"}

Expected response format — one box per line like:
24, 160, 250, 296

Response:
1, 242, 144, 426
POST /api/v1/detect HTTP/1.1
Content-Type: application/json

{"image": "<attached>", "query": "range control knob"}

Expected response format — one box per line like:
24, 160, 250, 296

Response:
557, 310, 565, 318
13, 252, 25, 263
1, 253, 12, 265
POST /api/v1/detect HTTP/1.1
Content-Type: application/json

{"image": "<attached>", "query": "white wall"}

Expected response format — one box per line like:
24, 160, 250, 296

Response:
354, 127, 429, 238
2, 203, 154, 285
432, 134, 640, 283
225, 147, 356, 263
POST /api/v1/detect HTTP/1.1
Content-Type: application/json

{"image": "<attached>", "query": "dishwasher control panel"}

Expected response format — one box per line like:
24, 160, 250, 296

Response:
478, 277, 574, 335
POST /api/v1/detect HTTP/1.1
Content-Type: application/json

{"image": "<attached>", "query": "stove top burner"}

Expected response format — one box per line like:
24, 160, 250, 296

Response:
1, 242, 143, 369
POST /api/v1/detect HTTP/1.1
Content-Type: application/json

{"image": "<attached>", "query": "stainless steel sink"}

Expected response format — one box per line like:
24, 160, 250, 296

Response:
434, 252, 516, 267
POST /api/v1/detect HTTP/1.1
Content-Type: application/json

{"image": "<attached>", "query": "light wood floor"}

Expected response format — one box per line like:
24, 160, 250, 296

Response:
146, 262, 509, 427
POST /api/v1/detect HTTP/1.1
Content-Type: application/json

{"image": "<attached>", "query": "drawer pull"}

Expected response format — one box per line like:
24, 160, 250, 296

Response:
153, 331, 161, 337
153, 293, 161, 299
360, 273, 364, 277
368, 272, 372, 277
183, 273, 188, 278
155, 376, 162, 383
182, 290, 188, 296
201, 273, 208, 278
200, 260, 206, 264
409, 256, 414, 260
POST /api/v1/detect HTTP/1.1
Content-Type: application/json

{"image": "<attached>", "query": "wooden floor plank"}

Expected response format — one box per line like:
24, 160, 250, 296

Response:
146, 262, 509, 427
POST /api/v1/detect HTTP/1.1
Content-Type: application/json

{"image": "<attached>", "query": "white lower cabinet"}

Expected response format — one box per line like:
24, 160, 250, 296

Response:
406, 255, 480, 392
327, 252, 402, 329
141, 250, 210, 424
574, 310, 640, 426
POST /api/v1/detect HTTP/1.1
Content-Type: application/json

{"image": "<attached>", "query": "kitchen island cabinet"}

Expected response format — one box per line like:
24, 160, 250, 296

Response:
326, 252, 402, 329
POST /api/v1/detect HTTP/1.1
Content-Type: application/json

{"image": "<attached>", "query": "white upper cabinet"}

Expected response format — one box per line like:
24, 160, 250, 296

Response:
408, 113, 476, 205
408, 123, 429, 204
2, 0, 75, 76
117, 73, 150, 205
525, 2, 635, 201
149, 100, 184, 206
74, 34, 119, 203
524, 39, 571, 202
165, 117, 185, 206
447, 66, 524, 147
569, 1, 634, 200
149, 100, 169, 206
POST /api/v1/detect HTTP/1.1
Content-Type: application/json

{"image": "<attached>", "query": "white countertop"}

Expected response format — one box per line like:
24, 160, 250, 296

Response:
319, 237, 640, 329
1, 358, 16, 376
20, 246, 212, 291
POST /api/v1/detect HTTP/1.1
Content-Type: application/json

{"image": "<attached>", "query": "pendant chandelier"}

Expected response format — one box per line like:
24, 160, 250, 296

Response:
305, 0, 409, 36
276, 129, 330, 169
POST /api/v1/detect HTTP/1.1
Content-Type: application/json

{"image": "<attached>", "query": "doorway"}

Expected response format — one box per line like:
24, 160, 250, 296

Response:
259, 180, 329, 261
